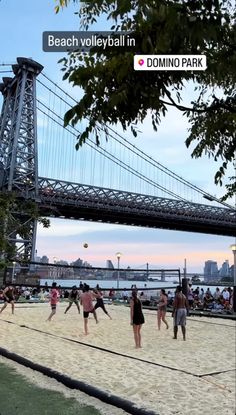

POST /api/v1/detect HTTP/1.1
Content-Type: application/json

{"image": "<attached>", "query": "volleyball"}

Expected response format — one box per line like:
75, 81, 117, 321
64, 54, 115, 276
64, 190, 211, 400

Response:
83, 243, 88, 248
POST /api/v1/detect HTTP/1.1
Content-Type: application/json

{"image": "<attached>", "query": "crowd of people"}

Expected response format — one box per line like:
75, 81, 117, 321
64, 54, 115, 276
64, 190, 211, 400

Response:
167, 285, 234, 312
0, 282, 234, 347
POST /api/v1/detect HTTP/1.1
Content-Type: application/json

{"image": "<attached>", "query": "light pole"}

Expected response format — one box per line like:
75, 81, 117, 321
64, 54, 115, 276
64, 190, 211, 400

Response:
11, 261, 16, 284
230, 244, 236, 312
53, 256, 58, 282
182, 258, 188, 296
116, 252, 122, 290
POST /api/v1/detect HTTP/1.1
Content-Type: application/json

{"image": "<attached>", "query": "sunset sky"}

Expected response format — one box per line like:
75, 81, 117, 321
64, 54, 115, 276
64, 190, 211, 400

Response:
0, 0, 235, 273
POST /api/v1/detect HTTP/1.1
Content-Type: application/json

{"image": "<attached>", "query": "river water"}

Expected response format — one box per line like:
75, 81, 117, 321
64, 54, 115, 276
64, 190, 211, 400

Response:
40, 278, 226, 294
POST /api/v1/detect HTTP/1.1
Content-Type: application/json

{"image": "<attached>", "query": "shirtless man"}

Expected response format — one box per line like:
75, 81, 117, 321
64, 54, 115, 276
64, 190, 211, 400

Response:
0, 286, 15, 315
172, 285, 188, 341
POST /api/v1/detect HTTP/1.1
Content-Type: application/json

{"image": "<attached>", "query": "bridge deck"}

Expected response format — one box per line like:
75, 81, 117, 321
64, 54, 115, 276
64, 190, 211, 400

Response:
33, 177, 236, 237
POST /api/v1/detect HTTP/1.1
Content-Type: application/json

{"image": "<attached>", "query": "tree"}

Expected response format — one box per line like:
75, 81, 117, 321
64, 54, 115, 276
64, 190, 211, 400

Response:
0, 191, 50, 268
55, 0, 236, 201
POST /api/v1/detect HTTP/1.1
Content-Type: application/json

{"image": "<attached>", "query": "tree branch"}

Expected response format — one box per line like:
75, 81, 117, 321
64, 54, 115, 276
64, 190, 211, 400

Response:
161, 88, 236, 114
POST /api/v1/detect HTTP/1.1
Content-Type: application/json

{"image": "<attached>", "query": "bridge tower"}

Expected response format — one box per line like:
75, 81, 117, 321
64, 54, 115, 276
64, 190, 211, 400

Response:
0, 57, 43, 261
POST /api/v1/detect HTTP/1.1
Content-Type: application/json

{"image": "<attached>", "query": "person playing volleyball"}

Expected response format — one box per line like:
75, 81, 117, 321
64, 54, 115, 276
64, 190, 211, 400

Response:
80, 284, 98, 335
0, 286, 15, 315
93, 288, 112, 319
46, 282, 59, 321
64, 286, 80, 314
157, 289, 169, 330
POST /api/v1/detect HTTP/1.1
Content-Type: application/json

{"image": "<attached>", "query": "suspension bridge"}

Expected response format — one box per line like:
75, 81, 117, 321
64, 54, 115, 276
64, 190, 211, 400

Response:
0, 57, 235, 262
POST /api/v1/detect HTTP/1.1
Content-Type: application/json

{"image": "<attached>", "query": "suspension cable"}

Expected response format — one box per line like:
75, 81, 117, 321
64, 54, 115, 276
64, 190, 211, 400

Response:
37, 99, 187, 201
38, 73, 234, 209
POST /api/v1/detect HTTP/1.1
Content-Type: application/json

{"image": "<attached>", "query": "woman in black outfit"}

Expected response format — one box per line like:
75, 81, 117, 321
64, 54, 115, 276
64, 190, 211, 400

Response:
130, 290, 145, 348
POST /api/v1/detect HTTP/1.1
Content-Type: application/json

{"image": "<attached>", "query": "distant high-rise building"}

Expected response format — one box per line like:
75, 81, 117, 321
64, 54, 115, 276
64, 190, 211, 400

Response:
204, 260, 218, 281
106, 260, 114, 269
219, 260, 230, 278
57, 260, 68, 265
72, 258, 83, 267
41, 255, 49, 264
83, 261, 92, 268
229, 264, 235, 279
106, 259, 115, 279
31, 255, 49, 279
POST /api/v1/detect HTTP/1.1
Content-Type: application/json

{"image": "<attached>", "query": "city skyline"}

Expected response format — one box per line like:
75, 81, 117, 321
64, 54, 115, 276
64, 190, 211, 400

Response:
36, 251, 234, 274
0, 1, 235, 273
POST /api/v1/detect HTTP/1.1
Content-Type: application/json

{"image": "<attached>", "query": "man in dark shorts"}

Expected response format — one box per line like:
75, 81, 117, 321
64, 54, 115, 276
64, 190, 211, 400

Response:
0, 286, 15, 315
93, 289, 112, 319
172, 285, 188, 341
64, 286, 80, 314
80, 284, 98, 335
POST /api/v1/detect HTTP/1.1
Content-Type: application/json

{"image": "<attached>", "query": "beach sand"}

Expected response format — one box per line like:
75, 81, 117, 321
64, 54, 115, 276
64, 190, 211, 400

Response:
0, 302, 235, 415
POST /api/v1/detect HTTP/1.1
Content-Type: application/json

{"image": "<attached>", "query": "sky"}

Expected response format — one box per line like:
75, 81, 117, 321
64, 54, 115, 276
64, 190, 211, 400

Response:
0, 0, 235, 273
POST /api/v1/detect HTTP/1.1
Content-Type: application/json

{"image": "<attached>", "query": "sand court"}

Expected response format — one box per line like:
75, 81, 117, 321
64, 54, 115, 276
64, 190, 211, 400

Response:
0, 303, 235, 415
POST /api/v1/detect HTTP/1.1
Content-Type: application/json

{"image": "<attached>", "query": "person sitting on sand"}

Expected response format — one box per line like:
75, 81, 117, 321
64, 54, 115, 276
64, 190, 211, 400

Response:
222, 288, 230, 309
213, 287, 221, 301
228, 287, 233, 310
199, 288, 205, 303
206, 287, 212, 296
167, 291, 173, 306
108, 288, 116, 302
122, 289, 129, 302
203, 292, 214, 309
187, 285, 194, 309
39, 288, 47, 302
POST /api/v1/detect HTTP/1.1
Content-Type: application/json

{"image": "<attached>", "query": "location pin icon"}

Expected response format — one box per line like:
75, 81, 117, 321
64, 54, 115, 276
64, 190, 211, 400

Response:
138, 58, 144, 66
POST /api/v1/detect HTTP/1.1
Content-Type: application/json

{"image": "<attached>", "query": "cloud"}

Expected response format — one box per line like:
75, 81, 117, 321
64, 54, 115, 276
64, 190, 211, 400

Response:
36, 219, 234, 272
37, 219, 128, 237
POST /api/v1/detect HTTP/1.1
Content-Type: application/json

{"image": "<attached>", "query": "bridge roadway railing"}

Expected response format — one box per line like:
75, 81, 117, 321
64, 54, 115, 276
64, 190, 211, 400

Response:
32, 177, 236, 236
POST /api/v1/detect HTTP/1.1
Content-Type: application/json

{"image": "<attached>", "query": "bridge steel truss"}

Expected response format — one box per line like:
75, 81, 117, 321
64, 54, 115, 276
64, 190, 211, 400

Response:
0, 57, 235, 264
0, 58, 43, 261
37, 178, 236, 237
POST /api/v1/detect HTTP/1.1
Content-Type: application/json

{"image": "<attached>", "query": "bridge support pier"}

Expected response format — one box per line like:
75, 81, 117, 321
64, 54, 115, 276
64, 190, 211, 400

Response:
0, 58, 43, 262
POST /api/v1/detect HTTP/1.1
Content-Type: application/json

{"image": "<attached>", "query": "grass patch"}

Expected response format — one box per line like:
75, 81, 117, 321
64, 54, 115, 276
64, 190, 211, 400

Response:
0, 362, 102, 415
